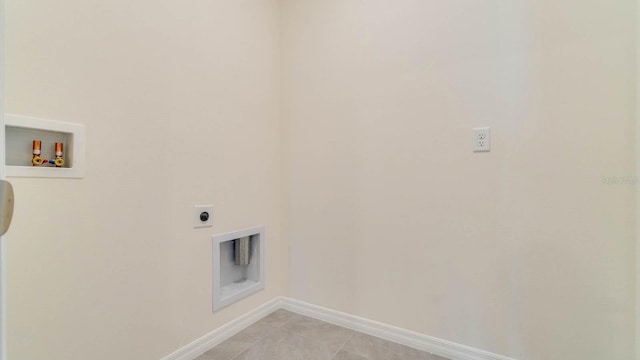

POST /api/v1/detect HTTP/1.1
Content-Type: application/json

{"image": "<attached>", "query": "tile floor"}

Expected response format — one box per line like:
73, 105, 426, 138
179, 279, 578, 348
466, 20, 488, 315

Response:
195, 309, 449, 360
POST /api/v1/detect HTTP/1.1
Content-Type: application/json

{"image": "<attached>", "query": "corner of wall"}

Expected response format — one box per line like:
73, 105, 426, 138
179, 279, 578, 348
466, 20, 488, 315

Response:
277, 0, 291, 300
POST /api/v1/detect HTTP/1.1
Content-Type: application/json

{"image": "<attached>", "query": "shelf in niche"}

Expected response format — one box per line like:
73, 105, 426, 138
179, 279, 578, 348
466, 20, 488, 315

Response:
5, 114, 85, 178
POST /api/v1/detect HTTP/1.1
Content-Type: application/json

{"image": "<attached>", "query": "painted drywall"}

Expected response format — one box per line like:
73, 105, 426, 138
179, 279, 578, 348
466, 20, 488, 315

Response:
282, 1, 637, 359
4, 1, 637, 359
4, 0, 285, 359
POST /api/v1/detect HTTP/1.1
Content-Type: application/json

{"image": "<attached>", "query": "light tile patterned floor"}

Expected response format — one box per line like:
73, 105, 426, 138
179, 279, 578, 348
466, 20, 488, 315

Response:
195, 310, 449, 360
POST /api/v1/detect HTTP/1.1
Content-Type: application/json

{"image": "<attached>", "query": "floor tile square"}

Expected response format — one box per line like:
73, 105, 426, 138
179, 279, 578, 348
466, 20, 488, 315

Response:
342, 332, 435, 360
281, 314, 356, 352
234, 329, 335, 360
330, 350, 369, 360
259, 309, 296, 327
201, 312, 450, 360
203, 322, 276, 360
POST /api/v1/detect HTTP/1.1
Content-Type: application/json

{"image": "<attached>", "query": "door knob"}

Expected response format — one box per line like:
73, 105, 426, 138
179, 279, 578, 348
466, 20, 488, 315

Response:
0, 180, 14, 236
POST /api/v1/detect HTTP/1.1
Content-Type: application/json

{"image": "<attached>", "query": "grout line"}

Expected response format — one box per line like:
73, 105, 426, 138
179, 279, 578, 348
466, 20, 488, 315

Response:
229, 322, 291, 360
278, 326, 351, 354
328, 332, 356, 360
280, 319, 340, 342
228, 342, 253, 360
228, 339, 260, 360
278, 317, 358, 360
327, 349, 341, 360
277, 313, 298, 328
192, 354, 215, 360
202, 310, 283, 359
210, 322, 277, 360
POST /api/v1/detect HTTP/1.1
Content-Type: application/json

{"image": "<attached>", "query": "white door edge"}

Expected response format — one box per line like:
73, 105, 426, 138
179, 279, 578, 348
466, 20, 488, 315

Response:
0, 0, 7, 357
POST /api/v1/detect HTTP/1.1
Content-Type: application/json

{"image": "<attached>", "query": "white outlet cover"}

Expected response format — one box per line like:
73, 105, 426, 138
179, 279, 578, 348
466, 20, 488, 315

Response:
193, 205, 213, 228
473, 127, 491, 152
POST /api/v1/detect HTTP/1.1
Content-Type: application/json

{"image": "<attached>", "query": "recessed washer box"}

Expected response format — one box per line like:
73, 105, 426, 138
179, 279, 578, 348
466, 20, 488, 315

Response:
5, 114, 86, 178
212, 226, 265, 311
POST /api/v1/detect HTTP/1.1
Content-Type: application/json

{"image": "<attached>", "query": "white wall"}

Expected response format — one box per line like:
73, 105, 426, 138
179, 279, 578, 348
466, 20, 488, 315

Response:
4, 1, 285, 359
4, 1, 638, 359
282, 1, 637, 359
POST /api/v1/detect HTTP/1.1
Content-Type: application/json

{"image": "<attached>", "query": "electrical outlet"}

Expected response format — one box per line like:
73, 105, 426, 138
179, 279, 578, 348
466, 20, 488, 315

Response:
473, 127, 491, 152
193, 205, 213, 228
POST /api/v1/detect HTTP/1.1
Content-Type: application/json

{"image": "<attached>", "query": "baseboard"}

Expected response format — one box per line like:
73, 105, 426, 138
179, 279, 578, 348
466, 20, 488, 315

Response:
160, 296, 516, 360
159, 297, 282, 360
279, 297, 516, 360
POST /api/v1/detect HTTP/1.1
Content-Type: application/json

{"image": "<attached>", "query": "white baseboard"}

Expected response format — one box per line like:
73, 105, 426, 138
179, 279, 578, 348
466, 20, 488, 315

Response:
160, 296, 516, 360
280, 298, 516, 360
159, 297, 281, 360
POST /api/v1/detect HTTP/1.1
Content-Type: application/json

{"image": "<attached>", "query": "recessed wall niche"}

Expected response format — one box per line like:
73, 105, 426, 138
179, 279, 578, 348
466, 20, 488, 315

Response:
5, 114, 86, 178
212, 226, 265, 311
